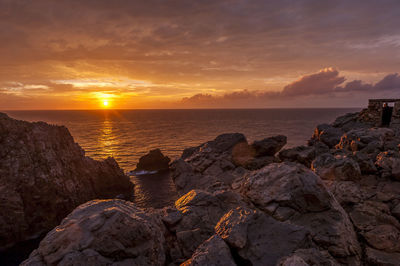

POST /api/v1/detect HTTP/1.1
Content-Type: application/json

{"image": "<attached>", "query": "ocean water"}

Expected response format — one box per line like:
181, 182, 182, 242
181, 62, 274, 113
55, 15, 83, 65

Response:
4, 108, 359, 208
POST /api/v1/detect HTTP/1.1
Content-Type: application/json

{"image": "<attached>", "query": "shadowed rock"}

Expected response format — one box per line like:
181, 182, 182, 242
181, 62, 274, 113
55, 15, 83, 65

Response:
215, 207, 310, 266
239, 162, 361, 264
181, 235, 236, 266
0, 113, 133, 251
311, 124, 343, 148
21, 200, 166, 265
135, 148, 171, 171
251, 135, 287, 157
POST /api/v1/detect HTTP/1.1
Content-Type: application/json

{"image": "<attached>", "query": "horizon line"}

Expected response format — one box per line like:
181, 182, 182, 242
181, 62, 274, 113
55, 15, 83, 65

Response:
1, 107, 363, 111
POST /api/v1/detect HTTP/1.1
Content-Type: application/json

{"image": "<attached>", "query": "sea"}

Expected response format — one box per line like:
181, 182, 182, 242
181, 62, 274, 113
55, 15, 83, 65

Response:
4, 108, 359, 208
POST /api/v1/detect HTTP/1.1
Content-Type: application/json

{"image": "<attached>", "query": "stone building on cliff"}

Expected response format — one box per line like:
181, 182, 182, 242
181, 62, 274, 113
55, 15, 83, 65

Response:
358, 99, 400, 128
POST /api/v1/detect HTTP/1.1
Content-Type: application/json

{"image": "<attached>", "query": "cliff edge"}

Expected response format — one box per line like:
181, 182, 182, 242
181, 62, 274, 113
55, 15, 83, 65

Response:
0, 113, 133, 251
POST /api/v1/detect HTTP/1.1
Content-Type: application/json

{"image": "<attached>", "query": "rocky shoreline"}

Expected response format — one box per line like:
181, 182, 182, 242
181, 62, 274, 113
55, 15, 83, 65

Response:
2, 108, 400, 265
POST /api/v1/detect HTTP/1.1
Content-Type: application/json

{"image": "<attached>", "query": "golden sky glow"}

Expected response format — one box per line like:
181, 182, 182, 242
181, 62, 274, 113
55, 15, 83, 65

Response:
0, 1, 399, 109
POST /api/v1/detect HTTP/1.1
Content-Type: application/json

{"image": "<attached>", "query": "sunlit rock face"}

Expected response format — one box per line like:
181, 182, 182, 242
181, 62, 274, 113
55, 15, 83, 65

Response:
0, 113, 133, 250
170, 133, 285, 195
21, 200, 165, 266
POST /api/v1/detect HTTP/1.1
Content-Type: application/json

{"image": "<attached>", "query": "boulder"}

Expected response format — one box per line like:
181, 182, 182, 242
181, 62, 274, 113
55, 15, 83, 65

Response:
181, 235, 236, 266
311, 124, 343, 148
365, 247, 400, 266
135, 148, 171, 171
171, 133, 250, 194
376, 151, 400, 180
239, 162, 361, 264
279, 145, 316, 167
170, 189, 245, 259
336, 127, 395, 152
363, 224, 400, 252
332, 112, 368, 132
392, 203, 400, 220
0, 113, 133, 250
279, 248, 339, 266
351, 151, 377, 174
21, 200, 165, 265
311, 153, 361, 181
326, 181, 363, 206
216, 207, 310, 266
251, 135, 287, 157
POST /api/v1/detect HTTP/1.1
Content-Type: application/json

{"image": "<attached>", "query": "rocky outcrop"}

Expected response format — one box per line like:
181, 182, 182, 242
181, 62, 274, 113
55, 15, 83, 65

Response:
215, 207, 311, 266
135, 148, 171, 172
239, 162, 361, 264
15, 107, 400, 265
0, 113, 133, 251
171, 133, 286, 195
251, 135, 287, 157
21, 200, 165, 265
311, 123, 343, 148
181, 235, 236, 266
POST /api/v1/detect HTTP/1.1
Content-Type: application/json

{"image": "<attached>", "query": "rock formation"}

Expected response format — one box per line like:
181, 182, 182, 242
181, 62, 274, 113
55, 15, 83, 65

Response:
19, 103, 400, 265
21, 200, 165, 266
135, 148, 171, 172
0, 113, 133, 252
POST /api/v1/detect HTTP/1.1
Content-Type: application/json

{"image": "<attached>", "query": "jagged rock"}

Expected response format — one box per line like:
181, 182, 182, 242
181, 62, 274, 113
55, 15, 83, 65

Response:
251, 135, 287, 157
326, 181, 363, 205
171, 189, 245, 260
392, 203, 400, 219
239, 162, 361, 264
336, 127, 395, 152
241, 155, 280, 170
349, 201, 400, 233
365, 247, 400, 266
171, 133, 253, 194
364, 224, 400, 252
311, 124, 343, 148
0, 113, 133, 250
135, 148, 171, 171
352, 151, 378, 174
21, 200, 165, 266
215, 207, 310, 266
332, 112, 368, 132
279, 248, 339, 266
279, 145, 316, 167
376, 151, 400, 180
348, 200, 400, 256
311, 153, 361, 181
181, 235, 236, 266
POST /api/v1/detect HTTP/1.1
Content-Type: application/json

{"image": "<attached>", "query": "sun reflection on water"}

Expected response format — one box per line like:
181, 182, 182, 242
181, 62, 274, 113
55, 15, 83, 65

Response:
99, 117, 119, 158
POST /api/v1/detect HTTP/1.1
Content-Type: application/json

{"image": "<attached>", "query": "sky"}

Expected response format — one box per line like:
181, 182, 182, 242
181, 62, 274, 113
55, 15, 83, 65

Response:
0, 0, 400, 109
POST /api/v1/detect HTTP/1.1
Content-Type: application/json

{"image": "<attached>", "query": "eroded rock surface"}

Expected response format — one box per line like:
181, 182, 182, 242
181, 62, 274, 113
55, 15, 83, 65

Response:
16, 107, 400, 265
171, 133, 286, 195
21, 200, 165, 265
0, 113, 133, 251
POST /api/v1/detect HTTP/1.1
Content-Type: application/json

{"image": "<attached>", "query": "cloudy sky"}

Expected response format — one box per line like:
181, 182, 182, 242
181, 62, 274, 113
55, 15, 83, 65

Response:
1, 0, 399, 109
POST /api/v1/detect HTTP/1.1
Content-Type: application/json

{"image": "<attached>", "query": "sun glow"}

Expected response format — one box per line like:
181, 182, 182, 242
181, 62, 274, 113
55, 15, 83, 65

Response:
103, 100, 109, 107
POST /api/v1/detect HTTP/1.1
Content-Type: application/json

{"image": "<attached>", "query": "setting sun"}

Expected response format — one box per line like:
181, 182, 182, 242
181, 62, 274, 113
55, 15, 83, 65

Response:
103, 100, 109, 107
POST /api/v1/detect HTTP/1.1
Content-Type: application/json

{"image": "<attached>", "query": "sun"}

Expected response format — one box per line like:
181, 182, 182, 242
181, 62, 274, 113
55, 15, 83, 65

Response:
103, 100, 109, 107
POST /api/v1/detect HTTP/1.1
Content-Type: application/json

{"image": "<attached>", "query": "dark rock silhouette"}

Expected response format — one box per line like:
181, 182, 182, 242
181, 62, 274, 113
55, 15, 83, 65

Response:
135, 148, 171, 172
0, 113, 133, 252
251, 135, 287, 157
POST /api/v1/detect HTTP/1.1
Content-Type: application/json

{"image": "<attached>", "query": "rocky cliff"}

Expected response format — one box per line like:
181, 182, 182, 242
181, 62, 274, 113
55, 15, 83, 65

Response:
0, 113, 133, 251
20, 109, 400, 265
